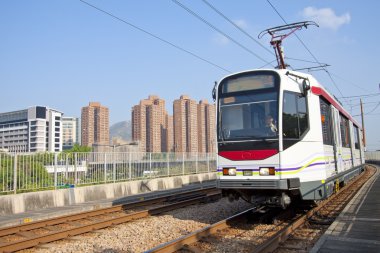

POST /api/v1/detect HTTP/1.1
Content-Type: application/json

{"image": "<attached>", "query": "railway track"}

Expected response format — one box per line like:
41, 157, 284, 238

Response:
0, 187, 220, 253
146, 165, 375, 253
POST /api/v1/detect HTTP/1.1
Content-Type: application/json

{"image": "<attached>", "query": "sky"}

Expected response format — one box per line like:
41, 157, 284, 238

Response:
1, 0, 379, 150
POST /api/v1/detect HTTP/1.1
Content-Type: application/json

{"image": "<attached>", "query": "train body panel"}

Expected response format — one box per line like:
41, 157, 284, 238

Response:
215, 69, 364, 207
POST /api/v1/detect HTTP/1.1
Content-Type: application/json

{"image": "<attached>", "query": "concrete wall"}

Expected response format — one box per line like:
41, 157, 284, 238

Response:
0, 173, 216, 215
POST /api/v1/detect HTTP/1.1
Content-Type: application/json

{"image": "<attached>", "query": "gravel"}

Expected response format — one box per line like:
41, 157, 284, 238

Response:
20, 198, 253, 253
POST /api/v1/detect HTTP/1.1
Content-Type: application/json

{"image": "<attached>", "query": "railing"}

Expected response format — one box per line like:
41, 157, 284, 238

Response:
0, 152, 216, 194
365, 151, 380, 164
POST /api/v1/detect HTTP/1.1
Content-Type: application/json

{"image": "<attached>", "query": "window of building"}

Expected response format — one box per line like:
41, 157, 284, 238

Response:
340, 114, 351, 148
55, 116, 61, 121
55, 122, 60, 127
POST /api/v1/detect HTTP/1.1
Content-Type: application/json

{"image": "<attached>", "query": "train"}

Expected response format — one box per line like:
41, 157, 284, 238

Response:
214, 69, 365, 208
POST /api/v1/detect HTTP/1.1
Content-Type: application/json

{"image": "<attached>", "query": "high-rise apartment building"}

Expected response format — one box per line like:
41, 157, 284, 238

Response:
173, 95, 198, 153
164, 115, 174, 152
197, 100, 216, 153
81, 102, 109, 147
132, 96, 171, 152
62, 117, 81, 150
0, 106, 63, 152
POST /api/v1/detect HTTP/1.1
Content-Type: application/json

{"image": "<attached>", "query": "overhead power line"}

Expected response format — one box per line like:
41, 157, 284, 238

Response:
79, 0, 231, 73
352, 101, 380, 117
265, 0, 349, 105
201, 0, 274, 56
338, 93, 380, 99
171, 0, 275, 67
201, 0, 321, 68
329, 72, 372, 93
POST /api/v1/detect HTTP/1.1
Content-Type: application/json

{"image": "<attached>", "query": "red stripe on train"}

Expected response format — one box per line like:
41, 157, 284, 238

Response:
218, 149, 278, 161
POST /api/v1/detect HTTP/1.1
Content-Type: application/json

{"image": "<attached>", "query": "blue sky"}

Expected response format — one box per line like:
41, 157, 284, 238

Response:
1, 0, 379, 150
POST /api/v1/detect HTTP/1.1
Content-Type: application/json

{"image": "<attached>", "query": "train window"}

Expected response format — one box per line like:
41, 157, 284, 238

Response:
340, 114, 351, 148
298, 95, 308, 136
319, 98, 333, 145
354, 126, 360, 149
283, 92, 309, 149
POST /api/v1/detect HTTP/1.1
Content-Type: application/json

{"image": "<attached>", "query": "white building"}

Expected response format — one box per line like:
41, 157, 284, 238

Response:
0, 106, 63, 152
62, 117, 81, 150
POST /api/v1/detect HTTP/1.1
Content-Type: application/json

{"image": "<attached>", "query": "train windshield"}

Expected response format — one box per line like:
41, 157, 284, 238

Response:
218, 71, 280, 142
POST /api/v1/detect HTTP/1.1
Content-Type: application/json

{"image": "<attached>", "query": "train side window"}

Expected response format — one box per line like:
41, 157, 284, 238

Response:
340, 114, 351, 148
297, 95, 308, 136
283, 92, 309, 149
354, 126, 360, 149
319, 98, 333, 145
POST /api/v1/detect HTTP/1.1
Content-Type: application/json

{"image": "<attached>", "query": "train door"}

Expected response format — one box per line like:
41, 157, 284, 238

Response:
331, 107, 343, 174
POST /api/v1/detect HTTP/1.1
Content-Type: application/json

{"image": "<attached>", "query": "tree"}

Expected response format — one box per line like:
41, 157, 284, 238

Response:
64, 144, 92, 153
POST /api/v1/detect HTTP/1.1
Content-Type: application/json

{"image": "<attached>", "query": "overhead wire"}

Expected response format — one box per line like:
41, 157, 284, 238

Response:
201, 0, 323, 68
338, 93, 380, 99
352, 101, 380, 117
265, 0, 350, 106
330, 72, 372, 93
201, 0, 274, 56
79, 0, 232, 73
171, 0, 275, 67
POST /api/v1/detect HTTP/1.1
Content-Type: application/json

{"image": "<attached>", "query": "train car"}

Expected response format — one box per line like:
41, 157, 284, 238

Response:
215, 69, 365, 208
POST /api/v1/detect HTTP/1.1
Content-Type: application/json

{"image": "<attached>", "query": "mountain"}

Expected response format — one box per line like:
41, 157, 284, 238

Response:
110, 120, 131, 141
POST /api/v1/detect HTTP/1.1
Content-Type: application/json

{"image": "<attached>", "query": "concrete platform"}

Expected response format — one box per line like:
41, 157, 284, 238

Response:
311, 164, 380, 253
0, 174, 216, 228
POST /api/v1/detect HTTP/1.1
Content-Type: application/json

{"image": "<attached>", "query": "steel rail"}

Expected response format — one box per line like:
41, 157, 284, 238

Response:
145, 207, 256, 253
251, 165, 375, 253
145, 166, 373, 253
0, 188, 220, 252
0, 186, 217, 237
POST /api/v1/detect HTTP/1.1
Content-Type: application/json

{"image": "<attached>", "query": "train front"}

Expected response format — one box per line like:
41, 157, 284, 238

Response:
216, 70, 299, 208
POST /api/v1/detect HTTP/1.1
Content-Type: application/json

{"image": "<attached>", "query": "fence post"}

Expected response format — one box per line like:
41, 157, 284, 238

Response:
167, 153, 170, 176
54, 153, 58, 190
182, 152, 185, 175
104, 153, 107, 183
129, 152, 132, 180
113, 153, 116, 183
149, 153, 152, 178
195, 153, 198, 174
13, 153, 17, 194
74, 153, 78, 186
207, 153, 210, 172
65, 155, 69, 182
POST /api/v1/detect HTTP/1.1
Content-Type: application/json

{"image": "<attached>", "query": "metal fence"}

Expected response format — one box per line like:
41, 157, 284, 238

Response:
365, 151, 380, 163
0, 152, 216, 194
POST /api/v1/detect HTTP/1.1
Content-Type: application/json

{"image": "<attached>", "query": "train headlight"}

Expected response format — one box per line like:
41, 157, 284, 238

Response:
223, 167, 237, 176
259, 167, 275, 176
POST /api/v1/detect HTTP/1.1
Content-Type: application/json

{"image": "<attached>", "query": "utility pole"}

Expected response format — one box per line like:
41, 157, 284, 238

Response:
360, 98, 366, 150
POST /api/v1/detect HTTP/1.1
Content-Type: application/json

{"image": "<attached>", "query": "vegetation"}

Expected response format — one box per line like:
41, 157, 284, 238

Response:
0, 153, 53, 193
64, 144, 92, 153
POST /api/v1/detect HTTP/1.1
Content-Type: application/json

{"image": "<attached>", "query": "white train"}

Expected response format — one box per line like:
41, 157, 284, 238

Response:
215, 69, 365, 208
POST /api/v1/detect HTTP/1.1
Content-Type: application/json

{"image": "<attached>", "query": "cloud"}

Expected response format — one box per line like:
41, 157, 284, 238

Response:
213, 19, 248, 45
233, 19, 248, 29
301, 7, 350, 30
213, 34, 229, 45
